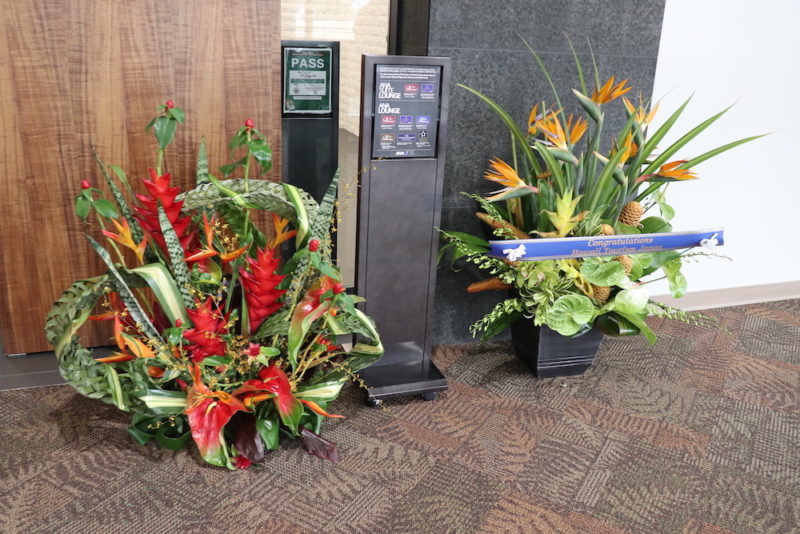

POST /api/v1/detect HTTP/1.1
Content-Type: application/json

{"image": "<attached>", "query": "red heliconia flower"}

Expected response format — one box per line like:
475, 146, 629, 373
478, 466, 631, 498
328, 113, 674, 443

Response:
239, 248, 286, 334
183, 298, 229, 362
80, 179, 92, 190
134, 168, 196, 255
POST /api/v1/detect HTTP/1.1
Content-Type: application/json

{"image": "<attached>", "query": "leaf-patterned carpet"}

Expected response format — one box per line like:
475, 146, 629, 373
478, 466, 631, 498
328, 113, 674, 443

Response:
1, 300, 799, 533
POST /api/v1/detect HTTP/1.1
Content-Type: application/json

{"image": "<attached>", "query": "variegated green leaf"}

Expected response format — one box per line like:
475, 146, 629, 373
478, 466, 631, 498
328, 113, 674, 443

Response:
130, 263, 190, 327
157, 205, 193, 307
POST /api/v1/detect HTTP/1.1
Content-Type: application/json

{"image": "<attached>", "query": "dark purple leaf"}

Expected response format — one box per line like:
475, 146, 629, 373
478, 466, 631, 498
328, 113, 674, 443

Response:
228, 412, 266, 464
299, 427, 339, 462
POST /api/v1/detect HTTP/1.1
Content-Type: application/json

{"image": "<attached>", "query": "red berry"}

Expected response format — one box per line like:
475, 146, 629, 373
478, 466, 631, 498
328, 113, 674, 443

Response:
165, 100, 175, 109
333, 283, 345, 294
244, 118, 255, 129
80, 179, 91, 190
175, 319, 182, 327
308, 239, 319, 252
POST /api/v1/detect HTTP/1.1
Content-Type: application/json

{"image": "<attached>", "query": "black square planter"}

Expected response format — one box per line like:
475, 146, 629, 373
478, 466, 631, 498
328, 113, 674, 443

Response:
509, 320, 604, 378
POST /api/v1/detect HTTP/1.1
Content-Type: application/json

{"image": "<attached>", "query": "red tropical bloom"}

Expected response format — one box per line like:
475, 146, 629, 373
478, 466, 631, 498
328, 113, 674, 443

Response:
183, 298, 229, 362
239, 248, 286, 334
185, 364, 248, 467
134, 168, 196, 254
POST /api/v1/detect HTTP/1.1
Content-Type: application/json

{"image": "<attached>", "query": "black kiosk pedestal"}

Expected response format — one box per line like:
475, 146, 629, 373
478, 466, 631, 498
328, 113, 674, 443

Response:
355, 55, 451, 405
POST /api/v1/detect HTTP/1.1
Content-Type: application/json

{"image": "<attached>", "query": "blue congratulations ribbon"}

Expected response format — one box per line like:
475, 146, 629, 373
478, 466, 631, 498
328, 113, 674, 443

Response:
488, 228, 724, 262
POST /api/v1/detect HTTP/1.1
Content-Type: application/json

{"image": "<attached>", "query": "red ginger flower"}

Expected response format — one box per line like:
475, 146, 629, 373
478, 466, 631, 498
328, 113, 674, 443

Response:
183, 298, 229, 362
134, 168, 196, 255
239, 248, 286, 334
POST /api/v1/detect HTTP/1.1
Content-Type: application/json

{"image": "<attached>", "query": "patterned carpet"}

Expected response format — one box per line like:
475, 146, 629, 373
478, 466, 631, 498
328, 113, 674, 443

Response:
1, 300, 799, 533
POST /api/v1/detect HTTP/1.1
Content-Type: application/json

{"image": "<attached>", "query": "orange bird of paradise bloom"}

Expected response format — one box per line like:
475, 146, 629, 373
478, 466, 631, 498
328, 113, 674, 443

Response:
635, 160, 698, 184
101, 218, 149, 264
483, 157, 538, 201
592, 76, 632, 104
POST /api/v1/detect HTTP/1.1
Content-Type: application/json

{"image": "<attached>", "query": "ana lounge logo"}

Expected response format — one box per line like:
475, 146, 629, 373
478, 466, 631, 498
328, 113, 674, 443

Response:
377, 102, 400, 114
378, 82, 401, 99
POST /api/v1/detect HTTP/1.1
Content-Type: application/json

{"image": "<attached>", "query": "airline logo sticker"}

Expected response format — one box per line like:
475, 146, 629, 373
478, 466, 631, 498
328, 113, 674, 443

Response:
404, 83, 419, 92
381, 115, 397, 125
416, 115, 431, 124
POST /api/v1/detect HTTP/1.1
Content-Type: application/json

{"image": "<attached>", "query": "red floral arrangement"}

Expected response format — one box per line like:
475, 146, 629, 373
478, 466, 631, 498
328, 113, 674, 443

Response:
46, 103, 383, 469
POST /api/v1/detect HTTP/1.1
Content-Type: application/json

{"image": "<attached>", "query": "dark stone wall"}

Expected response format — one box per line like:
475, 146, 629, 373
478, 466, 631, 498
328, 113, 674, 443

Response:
429, 0, 667, 344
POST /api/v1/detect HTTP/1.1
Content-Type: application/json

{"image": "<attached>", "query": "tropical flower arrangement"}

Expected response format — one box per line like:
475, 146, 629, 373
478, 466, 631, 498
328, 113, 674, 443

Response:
45, 102, 383, 470
440, 39, 763, 342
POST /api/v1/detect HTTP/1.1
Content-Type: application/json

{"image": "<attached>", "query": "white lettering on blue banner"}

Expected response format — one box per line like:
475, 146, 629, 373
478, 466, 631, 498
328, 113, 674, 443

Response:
488, 228, 724, 262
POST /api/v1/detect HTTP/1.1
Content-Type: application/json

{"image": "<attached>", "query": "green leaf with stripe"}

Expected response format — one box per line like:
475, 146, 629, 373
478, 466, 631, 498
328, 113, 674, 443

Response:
130, 263, 190, 327
157, 205, 193, 308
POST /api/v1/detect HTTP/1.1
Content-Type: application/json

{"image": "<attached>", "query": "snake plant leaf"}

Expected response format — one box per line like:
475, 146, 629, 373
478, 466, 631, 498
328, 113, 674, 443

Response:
93, 149, 144, 243
130, 263, 191, 327
85, 235, 161, 340
308, 168, 341, 260
195, 138, 209, 185
157, 205, 193, 308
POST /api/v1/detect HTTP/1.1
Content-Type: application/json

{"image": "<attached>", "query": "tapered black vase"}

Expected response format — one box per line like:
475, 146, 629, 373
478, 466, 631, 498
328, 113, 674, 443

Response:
509, 320, 604, 378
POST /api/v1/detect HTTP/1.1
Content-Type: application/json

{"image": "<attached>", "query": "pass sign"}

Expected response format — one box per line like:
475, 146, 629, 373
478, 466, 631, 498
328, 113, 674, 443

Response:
283, 47, 332, 114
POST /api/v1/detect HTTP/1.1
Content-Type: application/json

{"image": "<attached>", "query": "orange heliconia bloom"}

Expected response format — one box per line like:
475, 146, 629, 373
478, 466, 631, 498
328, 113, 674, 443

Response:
101, 218, 149, 264
592, 76, 632, 104
268, 213, 297, 249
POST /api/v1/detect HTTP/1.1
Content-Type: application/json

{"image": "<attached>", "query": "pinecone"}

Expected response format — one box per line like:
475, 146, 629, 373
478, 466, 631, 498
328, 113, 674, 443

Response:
614, 255, 633, 275
618, 201, 644, 226
592, 285, 611, 303
600, 224, 615, 235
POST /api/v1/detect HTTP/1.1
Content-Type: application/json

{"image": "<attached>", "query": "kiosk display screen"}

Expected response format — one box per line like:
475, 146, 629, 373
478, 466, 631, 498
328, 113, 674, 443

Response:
371, 64, 441, 158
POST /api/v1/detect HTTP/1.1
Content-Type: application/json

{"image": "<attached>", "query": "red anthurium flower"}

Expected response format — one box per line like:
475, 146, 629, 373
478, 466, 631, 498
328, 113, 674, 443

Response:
234, 455, 252, 469
233, 364, 301, 418
245, 343, 261, 358
134, 168, 196, 255
183, 298, 229, 362
185, 364, 248, 466
239, 248, 286, 334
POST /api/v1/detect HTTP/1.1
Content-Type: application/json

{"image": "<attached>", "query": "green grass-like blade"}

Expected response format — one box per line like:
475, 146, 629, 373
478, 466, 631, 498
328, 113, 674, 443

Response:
157, 205, 193, 308
519, 34, 562, 111
458, 83, 541, 175
565, 34, 587, 95
679, 134, 768, 169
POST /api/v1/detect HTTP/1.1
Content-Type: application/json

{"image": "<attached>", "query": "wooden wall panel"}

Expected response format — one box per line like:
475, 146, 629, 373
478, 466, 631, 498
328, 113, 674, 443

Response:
0, 0, 282, 354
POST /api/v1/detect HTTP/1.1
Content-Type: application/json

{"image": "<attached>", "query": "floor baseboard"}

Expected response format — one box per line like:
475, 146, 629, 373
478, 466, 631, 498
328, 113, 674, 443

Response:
652, 281, 800, 311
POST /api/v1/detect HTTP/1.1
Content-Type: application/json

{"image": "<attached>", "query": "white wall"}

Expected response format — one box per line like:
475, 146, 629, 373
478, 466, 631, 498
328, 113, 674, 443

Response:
649, 0, 800, 298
